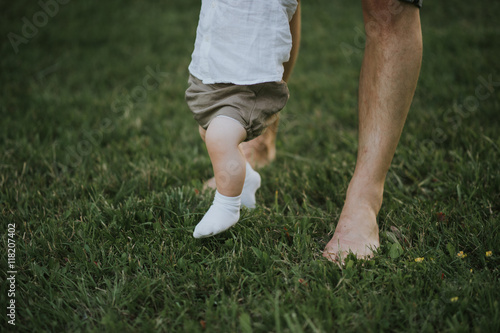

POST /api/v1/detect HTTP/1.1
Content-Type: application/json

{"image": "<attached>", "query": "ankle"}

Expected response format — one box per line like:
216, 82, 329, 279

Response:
346, 177, 384, 214
214, 190, 241, 208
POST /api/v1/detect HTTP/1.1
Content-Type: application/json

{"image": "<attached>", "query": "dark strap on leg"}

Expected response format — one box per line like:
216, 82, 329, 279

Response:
399, 0, 423, 8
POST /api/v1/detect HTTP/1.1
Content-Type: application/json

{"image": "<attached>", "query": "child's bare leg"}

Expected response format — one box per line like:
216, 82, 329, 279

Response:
193, 117, 248, 238
205, 117, 247, 196
199, 124, 262, 209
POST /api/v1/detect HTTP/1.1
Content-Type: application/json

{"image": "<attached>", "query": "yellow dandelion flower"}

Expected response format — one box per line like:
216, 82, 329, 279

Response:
415, 257, 424, 263
457, 251, 467, 259
470, 269, 473, 273
450, 297, 459, 302
486, 251, 492, 257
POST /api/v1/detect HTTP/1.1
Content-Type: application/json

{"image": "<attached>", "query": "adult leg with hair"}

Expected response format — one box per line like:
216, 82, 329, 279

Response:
323, 0, 423, 262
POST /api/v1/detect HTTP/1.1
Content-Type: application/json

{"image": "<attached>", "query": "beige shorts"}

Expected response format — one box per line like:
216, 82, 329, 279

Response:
185, 75, 289, 141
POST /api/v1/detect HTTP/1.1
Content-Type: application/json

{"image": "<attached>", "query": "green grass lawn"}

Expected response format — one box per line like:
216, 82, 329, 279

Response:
1, 0, 500, 332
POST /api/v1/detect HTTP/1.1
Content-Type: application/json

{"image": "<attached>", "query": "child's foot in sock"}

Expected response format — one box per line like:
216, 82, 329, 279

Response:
241, 162, 261, 209
193, 191, 241, 238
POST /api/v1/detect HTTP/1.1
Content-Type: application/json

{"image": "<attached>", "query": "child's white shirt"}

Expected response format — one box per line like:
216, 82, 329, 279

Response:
188, 0, 298, 85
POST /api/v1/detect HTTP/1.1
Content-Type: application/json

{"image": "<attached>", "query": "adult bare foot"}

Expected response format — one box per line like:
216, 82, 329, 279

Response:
323, 182, 382, 263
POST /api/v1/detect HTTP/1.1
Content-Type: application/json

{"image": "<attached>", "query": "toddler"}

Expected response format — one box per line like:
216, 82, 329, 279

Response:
185, 0, 298, 238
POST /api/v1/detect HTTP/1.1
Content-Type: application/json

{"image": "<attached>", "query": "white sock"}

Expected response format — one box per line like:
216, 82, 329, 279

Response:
241, 162, 261, 209
193, 190, 241, 238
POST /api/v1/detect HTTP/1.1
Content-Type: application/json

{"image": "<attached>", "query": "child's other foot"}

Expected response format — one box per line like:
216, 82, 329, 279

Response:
202, 163, 261, 209
241, 162, 261, 209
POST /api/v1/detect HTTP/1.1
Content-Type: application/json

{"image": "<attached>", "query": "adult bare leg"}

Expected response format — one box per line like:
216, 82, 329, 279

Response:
323, 0, 423, 262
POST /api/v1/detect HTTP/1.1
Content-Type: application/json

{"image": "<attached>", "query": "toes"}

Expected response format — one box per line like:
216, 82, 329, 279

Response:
322, 248, 344, 264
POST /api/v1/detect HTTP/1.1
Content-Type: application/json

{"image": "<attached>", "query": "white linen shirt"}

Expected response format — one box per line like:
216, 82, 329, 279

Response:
188, 0, 298, 85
